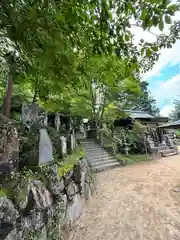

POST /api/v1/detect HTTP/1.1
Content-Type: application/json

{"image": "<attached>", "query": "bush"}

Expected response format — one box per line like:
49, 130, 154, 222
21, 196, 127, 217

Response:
176, 130, 180, 138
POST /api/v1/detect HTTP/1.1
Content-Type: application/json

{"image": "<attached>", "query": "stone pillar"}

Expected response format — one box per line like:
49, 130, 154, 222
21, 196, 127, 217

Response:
44, 112, 48, 127
60, 136, 67, 157
21, 103, 39, 125
55, 113, 60, 132
70, 133, 76, 151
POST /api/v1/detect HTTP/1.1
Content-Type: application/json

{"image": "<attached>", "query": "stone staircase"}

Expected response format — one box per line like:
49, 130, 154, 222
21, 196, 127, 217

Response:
151, 143, 179, 157
159, 146, 179, 157
80, 140, 120, 172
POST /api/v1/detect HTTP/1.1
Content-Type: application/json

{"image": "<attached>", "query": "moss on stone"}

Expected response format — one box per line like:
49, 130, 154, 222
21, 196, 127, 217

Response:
58, 147, 85, 177
3, 178, 29, 209
0, 188, 7, 197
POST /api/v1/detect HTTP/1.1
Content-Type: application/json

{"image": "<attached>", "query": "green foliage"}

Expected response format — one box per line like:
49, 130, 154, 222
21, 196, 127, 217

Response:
0, 0, 179, 120
125, 121, 147, 150
176, 130, 180, 139
133, 81, 160, 116
103, 121, 147, 154
170, 100, 180, 121
0, 188, 7, 197
58, 147, 85, 177
46, 55, 141, 126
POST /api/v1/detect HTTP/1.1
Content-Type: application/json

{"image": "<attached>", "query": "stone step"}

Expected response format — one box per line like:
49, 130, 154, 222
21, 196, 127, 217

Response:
83, 146, 101, 150
90, 159, 118, 167
161, 148, 177, 154
161, 151, 178, 157
81, 141, 98, 145
86, 151, 107, 156
85, 147, 106, 152
86, 151, 110, 157
92, 162, 120, 172
81, 140, 120, 171
88, 156, 114, 162
89, 158, 116, 164
83, 148, 101, 152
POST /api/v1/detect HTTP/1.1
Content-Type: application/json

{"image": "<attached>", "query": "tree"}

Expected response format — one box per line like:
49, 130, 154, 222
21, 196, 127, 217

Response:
133, 81, 160, 116
41, 55, 141, 138
170, 100, 180, 121
0, 0, 180, 117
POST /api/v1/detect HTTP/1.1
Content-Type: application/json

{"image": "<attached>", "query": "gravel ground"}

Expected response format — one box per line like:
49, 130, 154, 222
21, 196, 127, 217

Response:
70, 155, 180, 240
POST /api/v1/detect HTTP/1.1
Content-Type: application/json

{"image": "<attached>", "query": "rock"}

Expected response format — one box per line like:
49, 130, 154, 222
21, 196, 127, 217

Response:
0, 222, 14, 240
0, 197, 19, 225
66, 182, 79, 197
38, 227, 47, 240
80, 171, 86, 196
21, 103, 39, 125
85, 171, 92, 184
73, 164, 81, 184
0, 152, 95, 240
84, 183, 92, 200
47, 165, 65, 196
59, 178, 65, 192
4, 178, 30, 211
49, 178, 65, 196
64, 170, 73, 186
19, 129, 39, 168
3, 228, 18, 240
29, 180, 53, 211
67, 194, 85, 226
0, 122, 19, 175
0, 163, 13, 180
79, 157, 88, 172
55, 195, 68, 224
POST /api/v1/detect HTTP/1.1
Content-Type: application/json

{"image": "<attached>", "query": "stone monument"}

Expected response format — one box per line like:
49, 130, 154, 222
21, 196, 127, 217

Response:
39, 129, 53, 165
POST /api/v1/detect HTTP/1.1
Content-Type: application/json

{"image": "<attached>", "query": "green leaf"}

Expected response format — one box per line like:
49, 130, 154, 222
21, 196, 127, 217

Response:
152, 16, 159, 26
146, 48, 152, 57
159, 21, 164, 31
140, 8, 146, 21
125, 34, 130, 41
165, 15, 171, 24
151, 46, 158, 51
141, 48, 144, 56
167, 4, 177, 13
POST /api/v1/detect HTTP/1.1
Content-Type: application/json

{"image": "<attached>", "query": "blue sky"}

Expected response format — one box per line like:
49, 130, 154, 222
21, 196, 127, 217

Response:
148, 60, 180, 116
143, 39, 180, 116
130, 2, 180, 117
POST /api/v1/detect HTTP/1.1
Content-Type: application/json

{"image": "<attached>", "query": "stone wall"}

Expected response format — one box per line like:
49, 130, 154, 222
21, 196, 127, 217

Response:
0, 157, 95, 240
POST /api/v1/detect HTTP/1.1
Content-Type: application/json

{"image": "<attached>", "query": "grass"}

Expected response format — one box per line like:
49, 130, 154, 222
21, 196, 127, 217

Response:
58, 147, 85, 176
116, 154, 152, 165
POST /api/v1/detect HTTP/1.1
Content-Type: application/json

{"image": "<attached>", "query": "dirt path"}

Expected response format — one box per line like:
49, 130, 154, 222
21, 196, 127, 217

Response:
70, 156, 180, 240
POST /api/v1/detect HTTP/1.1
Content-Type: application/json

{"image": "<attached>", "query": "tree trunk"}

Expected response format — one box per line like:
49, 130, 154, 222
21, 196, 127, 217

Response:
3, 73, 12, 118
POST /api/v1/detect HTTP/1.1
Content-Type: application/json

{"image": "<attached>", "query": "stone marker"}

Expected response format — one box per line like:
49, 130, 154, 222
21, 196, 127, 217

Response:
60, 136, 67, 156
39, 129, 53, 165
70, 134, 76, 151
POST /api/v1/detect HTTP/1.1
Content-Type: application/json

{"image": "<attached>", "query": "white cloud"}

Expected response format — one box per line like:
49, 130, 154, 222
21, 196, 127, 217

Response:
143, 40, 180, 81
151, 74, 180, 107
160, 104, 174, 117
131, 8, 180, 81
131, 1, 180, 114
